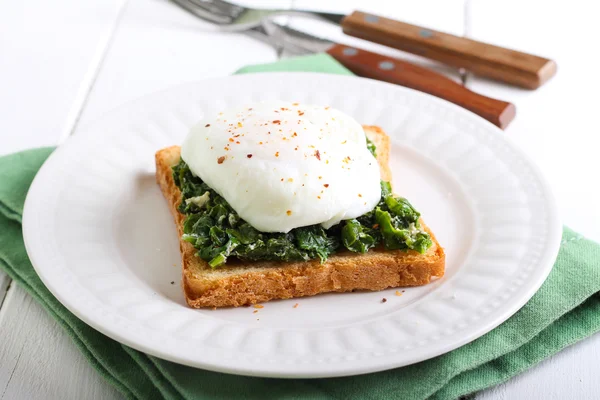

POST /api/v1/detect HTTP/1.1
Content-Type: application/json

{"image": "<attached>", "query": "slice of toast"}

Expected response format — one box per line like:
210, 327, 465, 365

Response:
156, 126, 445, 308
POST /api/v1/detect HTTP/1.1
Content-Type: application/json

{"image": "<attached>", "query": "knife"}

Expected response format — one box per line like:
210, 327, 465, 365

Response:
260, 21, 516, 129
340, 11, 556, 90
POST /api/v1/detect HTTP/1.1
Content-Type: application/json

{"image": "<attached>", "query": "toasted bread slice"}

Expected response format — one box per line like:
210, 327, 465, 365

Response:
156, 126, 445, 308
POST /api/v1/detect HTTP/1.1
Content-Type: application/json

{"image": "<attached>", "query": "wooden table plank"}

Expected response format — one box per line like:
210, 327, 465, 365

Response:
0, 0, 128, 156
0, 273, 9, 310
0, 285, 122, 400
76, 0, 281, 126
0, 0, 129, 399
464, 0, 600, 242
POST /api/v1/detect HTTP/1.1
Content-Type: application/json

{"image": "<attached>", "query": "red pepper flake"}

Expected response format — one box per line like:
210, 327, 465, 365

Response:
324, 184, 329, 188
293, 303, 299, 308
381, 298, 387, 303
372, 224, 379, 229
292, 132, 298, 137
315, 150, 321, 160
280, 178, 284, 182
224, 147, 230, 151
248, 107, 253, 111
275, 151, 280, 157
286, 210, 292, 216
280, 107, 288, 111
298, 110, 304, 116
228, 138, 234, 143
273, 120, 281, 124
236, 141, 240, 144
247, 154, 253, 158
205, 123, 211, 127
217, 156, 225, 164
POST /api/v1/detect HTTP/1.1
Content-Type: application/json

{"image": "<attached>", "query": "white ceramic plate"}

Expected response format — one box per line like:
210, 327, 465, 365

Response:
23, 73, 561, 378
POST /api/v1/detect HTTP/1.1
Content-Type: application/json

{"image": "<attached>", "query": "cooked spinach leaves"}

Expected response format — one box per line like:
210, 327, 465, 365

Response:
172, 139, 431, 267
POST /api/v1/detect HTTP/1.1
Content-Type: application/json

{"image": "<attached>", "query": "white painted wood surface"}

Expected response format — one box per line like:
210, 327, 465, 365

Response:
0, 0, 128, 156
0, 286, 122, 400
0, 274, 10, 309
1, 0, 599, 399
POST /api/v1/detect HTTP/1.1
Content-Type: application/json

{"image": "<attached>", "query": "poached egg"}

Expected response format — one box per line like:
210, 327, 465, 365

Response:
181, 101, 381, 233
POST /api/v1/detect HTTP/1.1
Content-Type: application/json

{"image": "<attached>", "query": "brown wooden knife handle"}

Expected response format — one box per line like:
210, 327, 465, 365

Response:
341, 11, 556, 90
326, 44, 516, 129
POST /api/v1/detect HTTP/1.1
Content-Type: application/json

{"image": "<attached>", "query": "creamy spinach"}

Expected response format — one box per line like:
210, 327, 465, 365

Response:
173, 138, 432, 267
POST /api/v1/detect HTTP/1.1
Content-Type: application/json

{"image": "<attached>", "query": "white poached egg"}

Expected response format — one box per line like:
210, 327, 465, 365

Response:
181, 101, 381, 233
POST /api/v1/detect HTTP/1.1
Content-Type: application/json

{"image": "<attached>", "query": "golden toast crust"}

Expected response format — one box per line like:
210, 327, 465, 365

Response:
155, 126, 445, 308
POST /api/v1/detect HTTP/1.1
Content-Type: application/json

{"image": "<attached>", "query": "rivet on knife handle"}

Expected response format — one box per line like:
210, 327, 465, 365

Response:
341, 11, 557, 90
326, 44, 516, 129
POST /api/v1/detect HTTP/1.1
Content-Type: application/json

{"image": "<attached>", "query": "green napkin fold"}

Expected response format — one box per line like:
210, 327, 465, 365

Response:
1, 53, 600, 400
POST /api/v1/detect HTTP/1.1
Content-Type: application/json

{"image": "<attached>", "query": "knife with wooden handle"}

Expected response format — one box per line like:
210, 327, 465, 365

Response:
263, 22, 516, 129
326, 45, 515, 128
341, 11, 557, 90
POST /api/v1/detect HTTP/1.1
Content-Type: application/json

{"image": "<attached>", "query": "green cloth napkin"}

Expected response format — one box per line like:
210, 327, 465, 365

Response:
1, 54, 600, 400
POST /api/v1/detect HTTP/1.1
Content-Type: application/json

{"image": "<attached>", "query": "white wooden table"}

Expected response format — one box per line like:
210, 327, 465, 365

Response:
1, 0, 599, 398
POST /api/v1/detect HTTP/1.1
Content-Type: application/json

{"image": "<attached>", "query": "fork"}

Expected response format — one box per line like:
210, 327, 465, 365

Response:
170, 0, 345, 31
